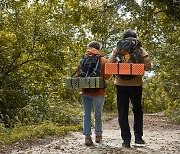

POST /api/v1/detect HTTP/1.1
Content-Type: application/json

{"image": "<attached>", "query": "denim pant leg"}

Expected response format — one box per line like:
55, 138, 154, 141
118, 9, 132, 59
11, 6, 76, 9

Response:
82, 94, 93, 135
93, 95, 105, 135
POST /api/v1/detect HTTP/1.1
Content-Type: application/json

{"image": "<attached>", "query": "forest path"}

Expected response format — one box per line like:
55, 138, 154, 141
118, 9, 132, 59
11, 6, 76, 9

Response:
4, 114, 180, 154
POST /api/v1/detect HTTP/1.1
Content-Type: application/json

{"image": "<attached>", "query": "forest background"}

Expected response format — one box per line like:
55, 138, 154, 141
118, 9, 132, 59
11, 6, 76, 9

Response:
0, 0, 179, 145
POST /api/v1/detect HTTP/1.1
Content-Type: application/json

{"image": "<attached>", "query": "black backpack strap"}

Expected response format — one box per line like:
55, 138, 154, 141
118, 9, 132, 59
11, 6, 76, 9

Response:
90, 54, 101, 77
116, 44, 123, 63
85, 65, 91, 77
94, 55, 101, 70
85, 55, 94, 77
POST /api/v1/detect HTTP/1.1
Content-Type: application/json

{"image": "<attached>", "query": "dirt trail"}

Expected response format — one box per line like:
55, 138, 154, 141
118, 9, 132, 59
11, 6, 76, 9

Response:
2, 114, 180, 154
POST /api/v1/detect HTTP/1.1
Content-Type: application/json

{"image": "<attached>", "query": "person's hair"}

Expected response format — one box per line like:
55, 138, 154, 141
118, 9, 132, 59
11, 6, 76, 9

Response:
88, 41, 101, 50
123, 29, 137, 39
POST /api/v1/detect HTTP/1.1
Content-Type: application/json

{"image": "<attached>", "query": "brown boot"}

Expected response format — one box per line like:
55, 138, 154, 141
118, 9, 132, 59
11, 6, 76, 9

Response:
95, 135, 102, 143
85, 135, 93, 146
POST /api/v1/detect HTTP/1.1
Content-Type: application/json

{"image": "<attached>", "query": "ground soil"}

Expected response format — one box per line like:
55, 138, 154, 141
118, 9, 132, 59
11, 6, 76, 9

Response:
1, 113, 180, 154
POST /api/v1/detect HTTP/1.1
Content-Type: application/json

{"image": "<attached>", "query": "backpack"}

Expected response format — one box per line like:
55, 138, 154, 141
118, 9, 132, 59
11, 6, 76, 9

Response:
78, 54, 105, 92
78, 54, 102, 77
116, 38, 143, 80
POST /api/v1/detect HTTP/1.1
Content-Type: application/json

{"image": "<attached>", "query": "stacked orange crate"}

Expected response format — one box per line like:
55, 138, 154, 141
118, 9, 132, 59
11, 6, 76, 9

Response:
119, 63, 131, 74
105, 63, 118, 74
132, 64, 144, 75
105, 63, 144, 75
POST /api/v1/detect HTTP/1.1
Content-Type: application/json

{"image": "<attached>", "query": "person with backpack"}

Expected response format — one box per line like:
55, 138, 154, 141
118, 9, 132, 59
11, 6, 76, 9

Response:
108, 29, 151, 148
76, 41, 110, 146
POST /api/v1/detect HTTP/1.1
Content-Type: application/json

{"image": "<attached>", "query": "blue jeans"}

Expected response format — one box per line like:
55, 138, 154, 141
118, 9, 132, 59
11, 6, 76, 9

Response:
81, 94, 105, 136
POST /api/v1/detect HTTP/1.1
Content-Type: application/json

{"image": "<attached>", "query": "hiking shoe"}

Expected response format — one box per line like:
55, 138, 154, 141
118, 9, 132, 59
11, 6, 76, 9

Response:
135, 138, 145, 144
95, 135, 102, 143
85, 136, 93, 146
122, 141, 131, 148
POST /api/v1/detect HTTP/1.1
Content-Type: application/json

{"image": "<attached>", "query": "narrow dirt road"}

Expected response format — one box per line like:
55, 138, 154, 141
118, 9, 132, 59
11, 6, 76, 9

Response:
3, 114, 180, 154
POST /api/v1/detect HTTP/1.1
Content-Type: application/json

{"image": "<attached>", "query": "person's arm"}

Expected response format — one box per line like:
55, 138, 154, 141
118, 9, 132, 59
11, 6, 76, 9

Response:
144, 56, 151, 71
101, 57, 111, 80
75, 71, 79, 77
141, 48, 151, 71
108, 48, 117, 63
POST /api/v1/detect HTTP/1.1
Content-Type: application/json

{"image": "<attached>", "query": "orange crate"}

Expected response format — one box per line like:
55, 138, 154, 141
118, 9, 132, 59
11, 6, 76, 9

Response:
132, 64, 144, 75
105, 63, 144, 75
105, 63, 118, 74
119, 63, 131, 74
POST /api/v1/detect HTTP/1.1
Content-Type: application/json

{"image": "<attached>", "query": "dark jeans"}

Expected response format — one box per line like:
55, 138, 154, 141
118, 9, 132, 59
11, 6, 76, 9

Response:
116, 85, 143, 142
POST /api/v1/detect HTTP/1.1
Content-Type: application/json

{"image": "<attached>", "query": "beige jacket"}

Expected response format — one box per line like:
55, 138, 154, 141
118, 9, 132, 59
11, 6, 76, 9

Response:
108, 47, 151, 86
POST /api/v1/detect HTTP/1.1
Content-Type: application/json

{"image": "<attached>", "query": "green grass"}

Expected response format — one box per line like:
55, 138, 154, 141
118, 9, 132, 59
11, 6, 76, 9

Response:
0, 111, 117, 146
0, 121, 82, 145
102, 111, 118, 121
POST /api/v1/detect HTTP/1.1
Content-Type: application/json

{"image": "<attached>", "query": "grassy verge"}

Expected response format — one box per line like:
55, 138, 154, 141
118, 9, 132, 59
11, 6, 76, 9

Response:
102, 111, 118, 122
0, 121, 82, 146
0, 111, 117, 147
